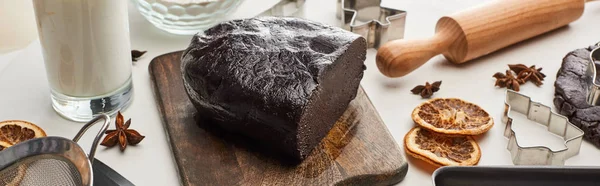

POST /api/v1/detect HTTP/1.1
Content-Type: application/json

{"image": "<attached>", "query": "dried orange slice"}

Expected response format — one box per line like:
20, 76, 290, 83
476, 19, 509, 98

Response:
412, 98, 493, 135
0, 141, 11, 151
0, 164, 26, 186
0, 120, 43, 186
404, 127, 480, 166
0, 120, 46, 148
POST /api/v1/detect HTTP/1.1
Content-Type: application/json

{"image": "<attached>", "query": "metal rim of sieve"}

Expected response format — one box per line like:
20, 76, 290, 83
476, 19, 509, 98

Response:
0, 114, 111, 186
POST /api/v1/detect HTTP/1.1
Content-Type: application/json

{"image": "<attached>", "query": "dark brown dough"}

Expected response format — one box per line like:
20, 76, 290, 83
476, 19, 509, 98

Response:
554, 44, 600, 147
181, 17, 367, 161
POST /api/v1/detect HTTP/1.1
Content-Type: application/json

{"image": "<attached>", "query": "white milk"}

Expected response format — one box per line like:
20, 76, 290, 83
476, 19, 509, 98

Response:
32, 0, 132, 97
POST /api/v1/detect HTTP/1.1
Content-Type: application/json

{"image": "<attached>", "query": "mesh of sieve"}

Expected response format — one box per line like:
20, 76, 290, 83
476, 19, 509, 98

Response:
0, 155, 83, 186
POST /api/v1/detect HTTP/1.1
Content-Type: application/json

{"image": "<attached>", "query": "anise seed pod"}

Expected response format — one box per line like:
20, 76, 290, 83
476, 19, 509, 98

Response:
421, 87, 434, 98
125, 130, 145, 145
508, 64, 528, 74
411, 85, 426, 94
431, 81, 442, 92
100, 132, 119, 147
131, 50, 147, 62
412, 81, 442, 98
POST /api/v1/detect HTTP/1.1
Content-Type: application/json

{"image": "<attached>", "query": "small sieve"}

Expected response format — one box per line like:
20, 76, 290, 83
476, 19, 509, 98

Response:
0, 114, 111, 186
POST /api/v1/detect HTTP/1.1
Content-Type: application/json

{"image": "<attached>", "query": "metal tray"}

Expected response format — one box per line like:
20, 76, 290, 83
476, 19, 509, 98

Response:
432, 166, 600, 186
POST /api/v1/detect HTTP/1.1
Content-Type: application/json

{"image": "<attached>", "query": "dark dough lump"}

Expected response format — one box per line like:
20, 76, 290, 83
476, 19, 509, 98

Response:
181, 17, 367, 161
554, 44, 600, 148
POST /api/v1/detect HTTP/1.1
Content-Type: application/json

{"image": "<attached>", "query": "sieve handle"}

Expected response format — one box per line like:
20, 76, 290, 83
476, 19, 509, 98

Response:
72, 114, 111, 163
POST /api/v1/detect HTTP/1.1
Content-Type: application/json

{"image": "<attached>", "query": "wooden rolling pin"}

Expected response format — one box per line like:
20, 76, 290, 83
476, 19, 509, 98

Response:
376, 0, 586, 78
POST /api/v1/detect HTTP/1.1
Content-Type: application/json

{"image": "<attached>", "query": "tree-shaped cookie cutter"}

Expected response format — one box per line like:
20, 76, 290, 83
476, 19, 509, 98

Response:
503, 89, 584, 165
586, 42, 600, 106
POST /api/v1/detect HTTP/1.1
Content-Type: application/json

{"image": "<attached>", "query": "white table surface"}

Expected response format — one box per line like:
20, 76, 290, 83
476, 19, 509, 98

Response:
2, 0, 600, 185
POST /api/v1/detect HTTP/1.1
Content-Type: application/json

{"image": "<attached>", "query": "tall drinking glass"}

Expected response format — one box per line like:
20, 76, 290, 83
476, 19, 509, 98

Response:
32, 0, 134, 122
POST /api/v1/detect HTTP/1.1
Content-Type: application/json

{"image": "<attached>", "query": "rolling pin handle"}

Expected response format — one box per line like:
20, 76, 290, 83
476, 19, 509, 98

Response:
376, 33, 451, 78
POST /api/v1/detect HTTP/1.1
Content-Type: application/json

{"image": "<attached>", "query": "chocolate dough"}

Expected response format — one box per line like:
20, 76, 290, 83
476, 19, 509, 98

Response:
554, 44, 600, 148
181, 17, 367, 161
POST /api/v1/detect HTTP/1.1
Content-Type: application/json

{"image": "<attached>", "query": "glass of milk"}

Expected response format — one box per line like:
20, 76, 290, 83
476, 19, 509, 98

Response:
32, 0, 133, 122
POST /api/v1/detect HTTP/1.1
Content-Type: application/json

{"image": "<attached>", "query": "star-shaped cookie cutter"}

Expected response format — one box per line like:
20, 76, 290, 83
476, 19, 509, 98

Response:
502, 89, 584, 165
336, 0, 406, 49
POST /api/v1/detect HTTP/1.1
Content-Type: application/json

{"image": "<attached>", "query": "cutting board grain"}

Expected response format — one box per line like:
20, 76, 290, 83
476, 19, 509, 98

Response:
148, 51, 408, 186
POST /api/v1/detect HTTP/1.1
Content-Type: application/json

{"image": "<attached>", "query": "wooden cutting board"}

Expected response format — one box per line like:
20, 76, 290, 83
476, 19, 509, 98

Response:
148, 51, 408, 186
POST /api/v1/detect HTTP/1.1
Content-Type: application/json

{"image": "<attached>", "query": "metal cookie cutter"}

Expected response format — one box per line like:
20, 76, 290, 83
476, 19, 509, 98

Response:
336, 0, 406, 49
586, 42, 600, 105
503, 89, 584, 165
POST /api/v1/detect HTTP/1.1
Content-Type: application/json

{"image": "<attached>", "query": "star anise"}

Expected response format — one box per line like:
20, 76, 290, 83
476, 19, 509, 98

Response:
508, 64, 546, 86
411, 81, 442, 98
131, 50, 147, 62
493, 70, 524, 91
101, 111, 145, 151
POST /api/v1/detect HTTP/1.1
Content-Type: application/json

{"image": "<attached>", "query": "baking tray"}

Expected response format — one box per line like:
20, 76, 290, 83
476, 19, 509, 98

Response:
433, 166, 600, 186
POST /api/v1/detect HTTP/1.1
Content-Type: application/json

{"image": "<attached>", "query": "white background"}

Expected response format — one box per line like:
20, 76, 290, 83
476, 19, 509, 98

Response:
2, 0, 600, 185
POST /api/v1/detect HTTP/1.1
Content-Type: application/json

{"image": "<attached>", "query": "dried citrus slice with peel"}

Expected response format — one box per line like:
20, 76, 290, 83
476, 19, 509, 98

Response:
0, 120, 46, 147
0, 164, 26, 186
0, 120, 44, 186
412, 98, 493, 135
0, 141, 11, 151
404, 127, 480, 166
